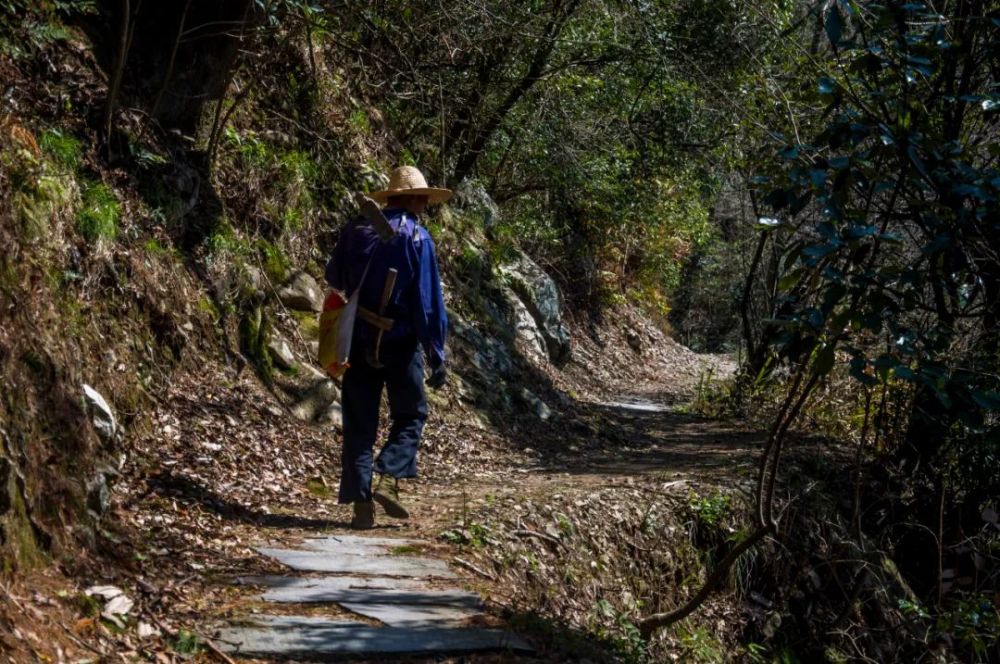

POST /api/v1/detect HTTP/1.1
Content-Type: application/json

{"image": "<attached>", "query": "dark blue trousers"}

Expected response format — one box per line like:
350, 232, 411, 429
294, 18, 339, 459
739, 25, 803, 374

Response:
338, 339, 427, 504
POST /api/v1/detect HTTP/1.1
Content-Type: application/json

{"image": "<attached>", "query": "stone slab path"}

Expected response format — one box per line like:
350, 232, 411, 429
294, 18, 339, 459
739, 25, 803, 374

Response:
219, 534, 532, 660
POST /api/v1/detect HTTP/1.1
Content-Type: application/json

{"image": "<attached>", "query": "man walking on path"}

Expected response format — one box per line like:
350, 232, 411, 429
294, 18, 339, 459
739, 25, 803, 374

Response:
325, 166, 450, 529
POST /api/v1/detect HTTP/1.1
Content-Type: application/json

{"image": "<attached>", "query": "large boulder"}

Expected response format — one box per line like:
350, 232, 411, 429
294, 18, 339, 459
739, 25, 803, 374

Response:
499, 252, 571, 365
278, 270, 323, 313
453, 181, 500, 229
504, 288, 547, 360
452, 319, 513, 378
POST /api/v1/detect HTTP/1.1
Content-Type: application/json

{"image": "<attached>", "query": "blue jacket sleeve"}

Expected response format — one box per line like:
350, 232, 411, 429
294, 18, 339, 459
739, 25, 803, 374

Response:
412, 231, 447, 369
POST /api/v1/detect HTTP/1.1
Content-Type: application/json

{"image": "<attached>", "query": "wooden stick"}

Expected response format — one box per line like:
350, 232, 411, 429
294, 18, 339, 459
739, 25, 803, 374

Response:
512, 529, 561, 547
453, 556, 496, 581
204, 637, 238, 664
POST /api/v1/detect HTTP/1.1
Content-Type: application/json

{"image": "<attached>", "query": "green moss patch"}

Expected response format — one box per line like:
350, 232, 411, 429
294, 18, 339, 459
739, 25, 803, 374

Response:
75, 180, 120, 242
39, 128, 82, 172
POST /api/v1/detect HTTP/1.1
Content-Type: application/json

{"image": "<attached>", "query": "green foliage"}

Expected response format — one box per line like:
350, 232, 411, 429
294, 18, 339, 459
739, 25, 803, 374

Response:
279, 149, 319, 184
143, 238, 166, 255
0, 18, 69, 59
592, 599, 647, 663
466, 522, 489, 548
75, 181, 120, 242
73, 591, 101, 618
688, 492, 731, 528
0, 1, 91, 60
206, 220, 251, 261
38, 129, 82, 172
731, 3, 1000, 659
439, 529, 465, 545
389, 544, 420, 556
238, 304, 272, 379
752, 1, 999, 482
224, 127, 269, 168
326, 1, 790, 315
439, 522, 490, 548
556, 513, 574, 537
934, 596, 1000, 659
258, 240, 290, 284
54, 0, 97, 14
139, 176, 187, 229
173, 628, 199, 654
291, 310, 319, 340
348, 109, 370, 133
127, 139, 168, 169
741, 642, 770, 663
13, 174, 74, 241
674, 622, 726, 663
304, 477, 331, 497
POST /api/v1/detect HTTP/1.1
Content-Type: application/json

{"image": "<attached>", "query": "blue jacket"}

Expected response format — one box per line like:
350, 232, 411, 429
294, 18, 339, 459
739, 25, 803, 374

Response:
325, 208, 447, 369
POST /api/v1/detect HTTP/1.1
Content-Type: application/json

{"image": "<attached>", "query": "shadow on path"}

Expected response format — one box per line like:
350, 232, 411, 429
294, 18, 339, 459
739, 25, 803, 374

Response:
147, 471, 349, 530
501, 393, 766, 480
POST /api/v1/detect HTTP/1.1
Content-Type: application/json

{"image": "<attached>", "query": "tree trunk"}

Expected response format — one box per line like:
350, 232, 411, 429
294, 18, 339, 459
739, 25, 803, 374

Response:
103, 0, 131, 159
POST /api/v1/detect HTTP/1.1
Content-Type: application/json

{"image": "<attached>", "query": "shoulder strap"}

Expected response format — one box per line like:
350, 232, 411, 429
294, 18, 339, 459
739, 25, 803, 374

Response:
355, 244, 378, 292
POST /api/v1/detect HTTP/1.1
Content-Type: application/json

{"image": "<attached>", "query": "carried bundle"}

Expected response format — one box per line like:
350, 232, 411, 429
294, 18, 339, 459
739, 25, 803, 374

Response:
317, 194, 395, 378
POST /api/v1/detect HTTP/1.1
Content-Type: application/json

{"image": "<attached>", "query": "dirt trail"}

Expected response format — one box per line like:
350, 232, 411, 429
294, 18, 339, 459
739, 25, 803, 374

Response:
184, 384, 759, 661
95, 306, 760, 661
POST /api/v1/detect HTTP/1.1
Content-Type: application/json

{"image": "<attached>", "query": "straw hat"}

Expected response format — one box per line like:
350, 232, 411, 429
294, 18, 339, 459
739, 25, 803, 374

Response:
368, 166, 452, 205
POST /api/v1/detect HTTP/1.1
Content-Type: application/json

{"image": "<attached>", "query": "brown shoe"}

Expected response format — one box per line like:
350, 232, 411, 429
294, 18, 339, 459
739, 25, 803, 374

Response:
351, 501, 375, 529
373, 475, 409, 519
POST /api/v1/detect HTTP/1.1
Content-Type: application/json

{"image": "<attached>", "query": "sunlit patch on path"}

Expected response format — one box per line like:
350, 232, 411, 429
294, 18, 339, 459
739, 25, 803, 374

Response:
597, 395, 675, 413
218, 534, 531, 659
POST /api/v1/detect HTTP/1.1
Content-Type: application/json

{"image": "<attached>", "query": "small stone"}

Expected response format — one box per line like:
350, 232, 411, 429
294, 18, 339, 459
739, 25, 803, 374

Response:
86, 473, 110, 518
85, 585, 123, 600
103, 594, 134, 616
518, 388, 551, 421
267, 336, 296, 370
318, 402, 343, 427
453, 181, 500, 228
137, 621, 160, 639
82, 384, 118, 444
292, 380, 339, 422
278, 271, 323, 313
625, 329, 642, 352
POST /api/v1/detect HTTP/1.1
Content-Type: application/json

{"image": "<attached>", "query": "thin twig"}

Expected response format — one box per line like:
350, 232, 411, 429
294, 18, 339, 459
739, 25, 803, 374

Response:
453, 556, 496, 581
512, 529, 561, 546
204, 638, 238, 664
